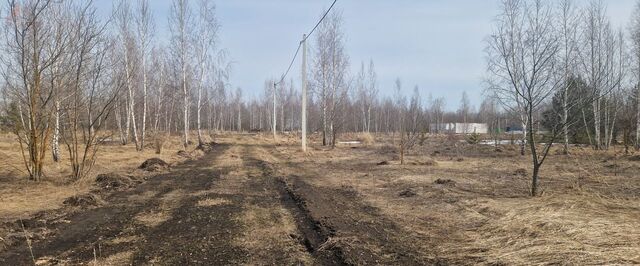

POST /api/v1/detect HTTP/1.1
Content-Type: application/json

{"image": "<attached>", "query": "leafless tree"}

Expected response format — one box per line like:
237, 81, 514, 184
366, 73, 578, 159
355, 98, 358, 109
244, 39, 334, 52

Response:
458, 91, 471, 133
629, 0, 640, 149
1, 0, 66, 180
135, 0, 154, 150
62, 1, 118, 180
356, 60, 377, 133
115, 0, 140, 150
311, 10, 349, 146
486, 0, 531, 156
577, 0, 623, 150
557, 0, 580, 154
487, 0, 561, 196
193, 0, 219, 146
169, 0, 193, 148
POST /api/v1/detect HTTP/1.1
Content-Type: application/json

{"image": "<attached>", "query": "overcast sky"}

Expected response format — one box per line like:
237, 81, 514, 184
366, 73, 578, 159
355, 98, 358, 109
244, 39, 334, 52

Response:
98, 0, 637, 110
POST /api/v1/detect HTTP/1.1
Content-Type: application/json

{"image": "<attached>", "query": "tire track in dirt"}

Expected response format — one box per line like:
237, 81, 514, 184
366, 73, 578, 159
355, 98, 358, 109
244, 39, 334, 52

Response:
241, 145, 347, 265
0, 144, 251, 265
264, 145, 445, 265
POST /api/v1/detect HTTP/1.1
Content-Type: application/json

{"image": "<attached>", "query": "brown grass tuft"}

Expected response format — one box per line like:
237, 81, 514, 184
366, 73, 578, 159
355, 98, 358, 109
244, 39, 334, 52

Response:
358, 132, 375, 146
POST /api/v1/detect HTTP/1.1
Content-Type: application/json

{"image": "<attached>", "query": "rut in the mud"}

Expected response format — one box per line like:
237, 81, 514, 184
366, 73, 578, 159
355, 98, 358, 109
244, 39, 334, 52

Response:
275, 178, 348, 265
249, 156, 348, 265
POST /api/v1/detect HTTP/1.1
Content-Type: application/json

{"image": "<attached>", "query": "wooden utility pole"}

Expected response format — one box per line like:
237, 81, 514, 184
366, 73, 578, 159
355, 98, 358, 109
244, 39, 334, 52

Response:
301, 34, 307, 152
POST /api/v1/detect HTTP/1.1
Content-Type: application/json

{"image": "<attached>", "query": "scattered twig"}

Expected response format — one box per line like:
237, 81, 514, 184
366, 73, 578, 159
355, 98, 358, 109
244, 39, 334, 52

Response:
20, 219, 36, 265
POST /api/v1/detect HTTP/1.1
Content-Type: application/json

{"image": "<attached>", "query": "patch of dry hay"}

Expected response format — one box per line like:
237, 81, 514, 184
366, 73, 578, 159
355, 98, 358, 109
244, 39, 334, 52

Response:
196, 198, 230, 207
475, 195, 640, 265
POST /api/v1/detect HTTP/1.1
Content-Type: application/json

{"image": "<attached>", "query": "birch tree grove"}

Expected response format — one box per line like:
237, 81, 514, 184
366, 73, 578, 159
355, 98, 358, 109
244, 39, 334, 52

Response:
312, 10, 349, 147
0, 0, 233, 181
578, 0, 623, 150
3, 0, 640, 194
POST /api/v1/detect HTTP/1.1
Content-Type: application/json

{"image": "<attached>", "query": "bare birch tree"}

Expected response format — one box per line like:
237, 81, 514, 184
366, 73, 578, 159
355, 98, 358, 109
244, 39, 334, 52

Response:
193, 0, 219, 146
312, 10, 349, 146
486, 0, 530, 156
577, 0, 622, 150
115, 0, 140, 150
629, 0, 640, 149
169, 0, 193, 148
135, 0, 154, 150
557, 0, 579, 154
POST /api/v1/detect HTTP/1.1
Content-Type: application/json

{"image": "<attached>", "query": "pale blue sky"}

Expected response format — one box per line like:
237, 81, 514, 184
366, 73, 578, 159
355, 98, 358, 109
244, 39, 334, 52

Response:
97, 0, 637, 110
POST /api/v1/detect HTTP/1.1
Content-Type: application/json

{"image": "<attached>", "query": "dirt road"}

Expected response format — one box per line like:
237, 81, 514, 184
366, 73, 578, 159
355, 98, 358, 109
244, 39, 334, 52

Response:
1, 140, 431, 265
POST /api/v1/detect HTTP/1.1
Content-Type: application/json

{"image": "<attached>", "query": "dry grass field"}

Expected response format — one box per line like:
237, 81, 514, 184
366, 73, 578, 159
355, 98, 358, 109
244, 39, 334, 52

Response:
0, 132, 638, 264
0, 132, 200, 221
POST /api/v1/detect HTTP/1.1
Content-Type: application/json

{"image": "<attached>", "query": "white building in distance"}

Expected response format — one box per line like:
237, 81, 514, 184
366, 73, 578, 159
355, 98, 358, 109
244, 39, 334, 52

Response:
429, 123, 488, 134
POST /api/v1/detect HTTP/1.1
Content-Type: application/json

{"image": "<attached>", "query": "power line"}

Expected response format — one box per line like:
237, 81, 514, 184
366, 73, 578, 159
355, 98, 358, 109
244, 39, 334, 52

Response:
276, 43, 301, 86
303, 0, 337, 43
275, 0, 338, 85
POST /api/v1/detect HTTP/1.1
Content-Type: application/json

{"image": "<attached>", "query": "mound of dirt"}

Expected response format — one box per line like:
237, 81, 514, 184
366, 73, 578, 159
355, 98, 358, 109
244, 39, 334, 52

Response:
196, 141, 218, 152
398, 188, 417, 197
63, 193, 103, 207
139, 158, 170, 172
409, 159, 438, 166
627, 155, 640, 161
177, 150, 191, 158
513, 168, 527, 176
434, 178, 456, 186
95, 173, 133, 190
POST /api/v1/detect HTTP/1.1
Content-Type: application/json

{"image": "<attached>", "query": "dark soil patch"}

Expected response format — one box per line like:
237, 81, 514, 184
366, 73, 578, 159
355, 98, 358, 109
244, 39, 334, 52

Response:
513, 168, 527, 176
196, 141, 218, 152
274, 177, 347, 265
398, 188, 417, 197
281, 175, 440, 265
434, 178, 456, 186
409, 159, 437, 166
0, 145, 249, 265
95, 173, 134, 190
62, 193, 103, 207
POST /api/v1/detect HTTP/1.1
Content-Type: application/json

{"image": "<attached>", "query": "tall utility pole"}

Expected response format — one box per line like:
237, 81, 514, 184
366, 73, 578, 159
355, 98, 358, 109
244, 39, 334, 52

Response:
273, 82, 277, 140
301, 34, 307, 152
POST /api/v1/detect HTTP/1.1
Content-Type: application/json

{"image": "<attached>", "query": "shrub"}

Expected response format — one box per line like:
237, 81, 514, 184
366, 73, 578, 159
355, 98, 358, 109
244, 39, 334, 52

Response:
359, 132, 375, 145
418, 131, 428, 146
466, 132, 481, 144
154, 134, 167, 154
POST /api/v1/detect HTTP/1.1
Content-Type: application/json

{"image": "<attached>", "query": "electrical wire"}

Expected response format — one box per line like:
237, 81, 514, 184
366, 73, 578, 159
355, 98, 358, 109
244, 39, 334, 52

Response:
275, 0, 338, 86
